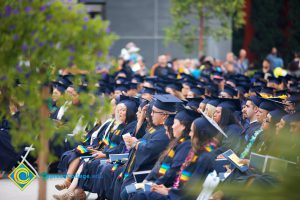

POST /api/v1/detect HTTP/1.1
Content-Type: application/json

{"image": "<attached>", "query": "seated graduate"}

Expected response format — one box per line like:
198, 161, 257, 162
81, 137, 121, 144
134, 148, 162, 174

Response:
48, 81, 67, 118
69, 99, 149, 198
49, 84, 86, 158
123, 107, 202, 199
213, 99, 244, 154
133, 116, 220, 200
53, 96, 138, 197
257, 108, 287, 156
103, 94, 180, 200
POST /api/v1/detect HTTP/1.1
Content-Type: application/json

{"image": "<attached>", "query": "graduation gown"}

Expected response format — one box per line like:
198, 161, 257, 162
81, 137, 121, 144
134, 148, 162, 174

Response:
76, 121, 137, 193
112, 125, 170, 200
146, 139, 192, 186
133, 152, 215, 200
56, 119, 114, 173
215, 123, 244, 155
126, 139, 191, 200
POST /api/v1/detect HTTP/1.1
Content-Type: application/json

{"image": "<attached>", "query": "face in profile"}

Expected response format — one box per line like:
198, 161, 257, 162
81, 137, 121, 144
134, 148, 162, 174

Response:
213, 107, 222, 124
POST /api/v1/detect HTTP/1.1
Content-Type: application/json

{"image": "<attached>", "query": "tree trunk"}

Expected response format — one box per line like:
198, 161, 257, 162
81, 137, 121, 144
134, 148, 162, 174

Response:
38, 85, 50, 200
198, 13, 205, 57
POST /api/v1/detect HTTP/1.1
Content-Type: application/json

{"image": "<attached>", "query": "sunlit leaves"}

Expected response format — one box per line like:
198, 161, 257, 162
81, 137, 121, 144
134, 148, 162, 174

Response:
165, 0, 246, 53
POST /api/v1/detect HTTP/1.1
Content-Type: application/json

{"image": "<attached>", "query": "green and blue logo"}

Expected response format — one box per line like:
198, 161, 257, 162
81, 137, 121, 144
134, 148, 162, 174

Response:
8, 163, 36, 190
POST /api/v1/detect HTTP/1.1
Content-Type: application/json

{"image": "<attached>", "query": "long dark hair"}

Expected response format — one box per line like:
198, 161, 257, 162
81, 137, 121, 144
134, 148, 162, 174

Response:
125, 104, 137, 124
192, 118, 218, 153
157, 119, 192, 164
219, 107, 242, 129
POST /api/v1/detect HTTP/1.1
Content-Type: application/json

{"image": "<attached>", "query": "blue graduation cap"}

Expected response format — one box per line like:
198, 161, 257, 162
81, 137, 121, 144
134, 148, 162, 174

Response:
190, 87, 205, 96
114, 84, 128, 92
268, 76, 282, 85
175, 106, 202, 124
186, 98, 203, 109
153, 94, 182, 112
201, 96, 212, 104
140, 86, 156, 95
52, 81, 68, 93
260, 87, 274, 96
249, 85, 261, 93
248, 96, 262, 107
223, 84, 238, 97
207, 98, 220, 107
166, 82, 182, 91
217, 98, 241, 111
129, 82, 138, 90
165, 114, 175, 127
259, 98, 285, 112
199, 110, 228, 138
58, 76, 73, 87
132, 75, 144, 83
205, 83, 219, 96
144, 76, 157, 86
254, 79, 267, 87
269, 109, 287, 124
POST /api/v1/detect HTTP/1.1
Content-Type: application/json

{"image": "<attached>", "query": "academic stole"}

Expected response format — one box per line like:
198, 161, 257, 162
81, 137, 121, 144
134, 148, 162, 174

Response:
98, 121, 121, 150
82, 123, 101, 145
240, 128, 263, 159
158, 138, 186, 177
118, 127, 156, 180
173, 142, 215, 189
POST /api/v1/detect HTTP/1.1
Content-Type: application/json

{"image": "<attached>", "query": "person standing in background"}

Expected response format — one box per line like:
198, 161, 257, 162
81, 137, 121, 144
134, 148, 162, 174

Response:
237, 49, 249, 74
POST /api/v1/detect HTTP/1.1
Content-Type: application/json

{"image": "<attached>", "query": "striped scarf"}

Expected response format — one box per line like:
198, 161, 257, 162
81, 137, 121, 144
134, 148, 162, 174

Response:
158, 138, 186, 176
173, 141, 216, 189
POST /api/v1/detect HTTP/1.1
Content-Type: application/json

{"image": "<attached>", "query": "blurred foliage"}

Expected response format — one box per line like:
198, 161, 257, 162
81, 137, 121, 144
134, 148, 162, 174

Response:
165, 0, 246, 54
187, 129, 300, 200
0, 0, 117, 161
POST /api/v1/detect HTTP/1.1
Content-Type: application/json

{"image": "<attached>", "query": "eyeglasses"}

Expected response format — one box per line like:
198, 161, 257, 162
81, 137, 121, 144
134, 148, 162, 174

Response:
151, 110, 167, 115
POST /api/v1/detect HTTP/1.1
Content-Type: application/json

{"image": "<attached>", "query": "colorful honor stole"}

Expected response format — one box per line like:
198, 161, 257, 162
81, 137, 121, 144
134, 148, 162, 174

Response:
176, 152, 198, 187
174, 141, 215, 189
75, 145, 89, 154
103, 137, 110, 146
158, 138, 186, 176
111, 163, 119, 172
109, 142, 117, 149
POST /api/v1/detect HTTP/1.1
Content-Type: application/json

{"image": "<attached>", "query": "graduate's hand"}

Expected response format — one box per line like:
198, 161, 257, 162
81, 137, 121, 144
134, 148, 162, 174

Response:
151, 184, 170, 195
94, 151, 106, 159
217, 154, 225, 159
139, 105, 148, 121
238, 159, 250, 166
126, 137, 138, 148
87, 147, 98, 154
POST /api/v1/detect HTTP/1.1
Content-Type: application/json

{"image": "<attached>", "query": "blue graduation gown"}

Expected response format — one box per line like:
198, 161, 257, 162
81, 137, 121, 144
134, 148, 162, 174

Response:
216, 123, 244, 154
243, 121, 261, 142
56, 120, 113, 173
125, 140, 191, 200
113, 125, 170, 200
147, 140, 192, 186
133, 152, 215, 200
75, 121, 137, 193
